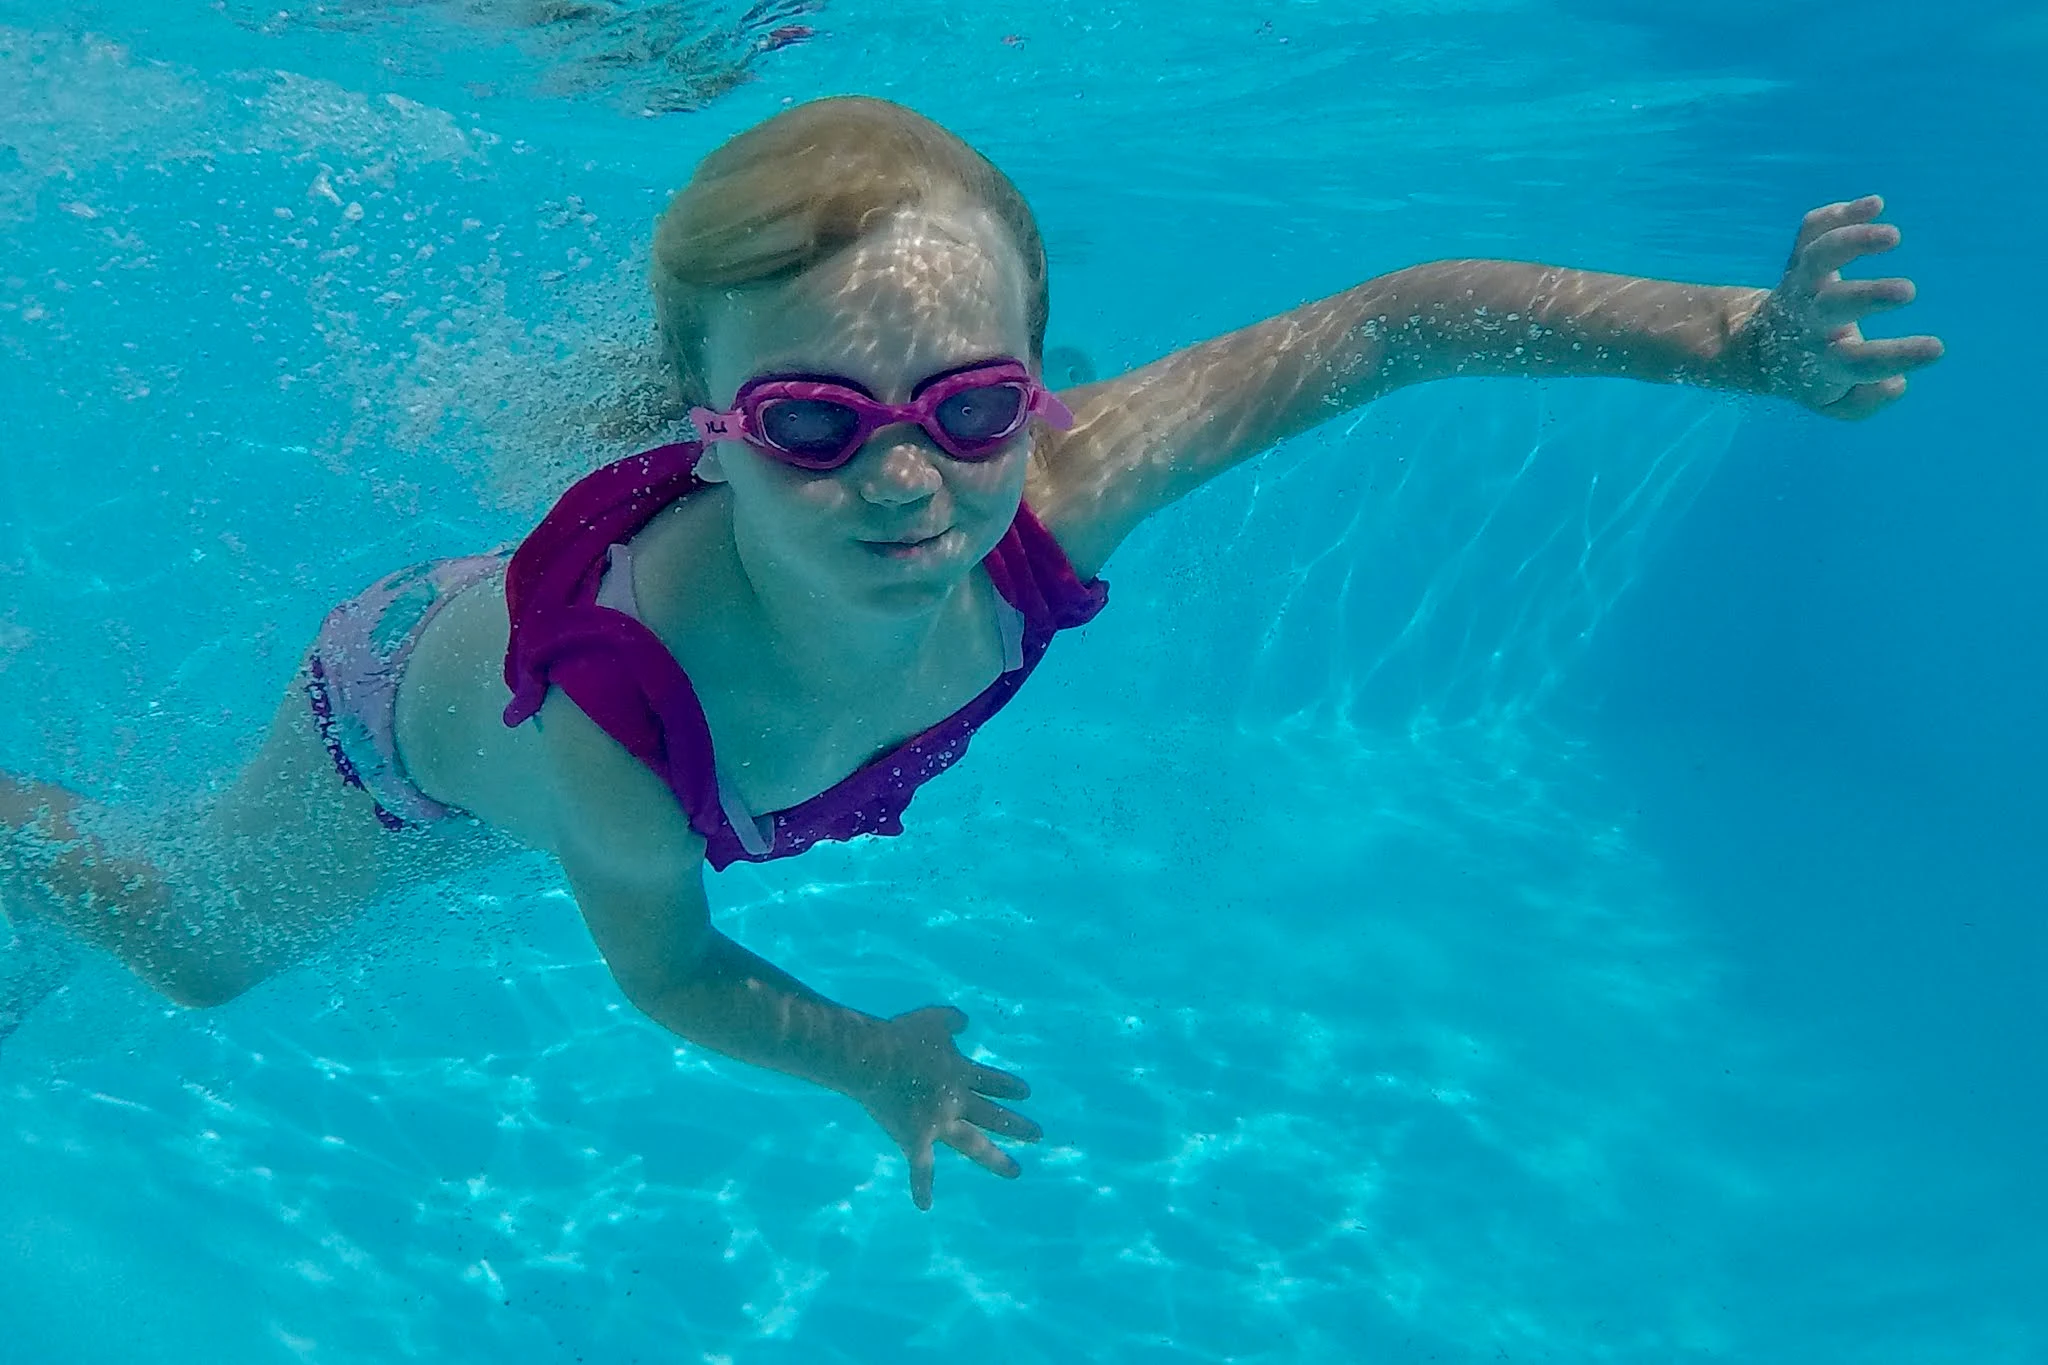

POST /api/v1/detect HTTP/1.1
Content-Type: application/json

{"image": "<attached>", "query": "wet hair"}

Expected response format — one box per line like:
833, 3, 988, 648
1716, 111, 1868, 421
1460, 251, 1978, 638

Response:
650, 96, 1050, 406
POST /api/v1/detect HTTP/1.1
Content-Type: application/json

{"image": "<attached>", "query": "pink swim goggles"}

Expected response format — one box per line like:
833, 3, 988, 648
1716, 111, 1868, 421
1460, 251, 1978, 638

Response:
689, 357, 1073, 472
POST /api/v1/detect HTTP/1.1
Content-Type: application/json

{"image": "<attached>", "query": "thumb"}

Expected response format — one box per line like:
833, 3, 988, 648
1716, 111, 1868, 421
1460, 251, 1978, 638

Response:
908, 1004, 970, 1034
908, 1135, 937, 1211
1821, 376, 1905, 421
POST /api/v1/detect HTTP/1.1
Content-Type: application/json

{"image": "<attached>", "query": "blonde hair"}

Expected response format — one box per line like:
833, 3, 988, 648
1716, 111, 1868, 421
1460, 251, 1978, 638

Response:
650, 96, 1050, 406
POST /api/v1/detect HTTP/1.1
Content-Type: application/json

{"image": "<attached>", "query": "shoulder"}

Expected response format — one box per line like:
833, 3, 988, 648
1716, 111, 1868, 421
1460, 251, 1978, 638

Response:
534, 687, 707, 877
1024, 380, 1163, 582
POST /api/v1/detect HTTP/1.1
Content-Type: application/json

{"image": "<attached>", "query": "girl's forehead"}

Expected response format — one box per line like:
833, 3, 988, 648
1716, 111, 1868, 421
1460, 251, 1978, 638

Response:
712, 207, 1030, 391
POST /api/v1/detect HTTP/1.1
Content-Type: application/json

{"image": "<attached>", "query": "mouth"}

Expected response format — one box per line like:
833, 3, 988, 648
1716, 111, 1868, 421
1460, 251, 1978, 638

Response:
858, 528, 956, 560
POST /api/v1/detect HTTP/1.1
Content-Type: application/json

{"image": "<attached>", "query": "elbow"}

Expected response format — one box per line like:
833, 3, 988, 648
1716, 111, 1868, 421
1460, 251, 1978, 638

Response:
147, 954, 268, 1010
604, 944, 711, 1021
608, 963, 674, 1016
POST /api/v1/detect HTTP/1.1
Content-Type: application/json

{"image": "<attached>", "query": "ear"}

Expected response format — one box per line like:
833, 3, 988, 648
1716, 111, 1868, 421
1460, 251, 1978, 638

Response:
693, 444, 731, 484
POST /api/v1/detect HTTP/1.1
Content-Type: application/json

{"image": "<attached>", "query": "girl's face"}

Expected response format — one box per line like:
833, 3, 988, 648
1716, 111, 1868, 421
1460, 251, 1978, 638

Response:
698, 203, 1036, 618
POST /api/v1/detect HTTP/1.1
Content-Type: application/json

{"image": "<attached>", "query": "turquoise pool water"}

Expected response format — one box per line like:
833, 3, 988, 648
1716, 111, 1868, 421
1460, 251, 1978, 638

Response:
3, 2, 2042, 1361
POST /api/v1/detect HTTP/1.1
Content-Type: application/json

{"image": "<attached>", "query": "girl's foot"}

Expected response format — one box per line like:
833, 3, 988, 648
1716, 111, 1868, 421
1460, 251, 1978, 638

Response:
0, 901, 79, 1047
1, 776, 87, 1044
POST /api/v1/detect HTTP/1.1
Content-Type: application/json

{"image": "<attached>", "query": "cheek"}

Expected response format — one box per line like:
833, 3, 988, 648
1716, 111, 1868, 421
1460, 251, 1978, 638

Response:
732, 455, 854, 531
947, 442, 1031, 515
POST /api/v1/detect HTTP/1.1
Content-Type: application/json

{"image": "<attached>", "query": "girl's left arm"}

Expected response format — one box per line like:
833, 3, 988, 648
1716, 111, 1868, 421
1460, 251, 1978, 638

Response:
1032, 196, 1943, 578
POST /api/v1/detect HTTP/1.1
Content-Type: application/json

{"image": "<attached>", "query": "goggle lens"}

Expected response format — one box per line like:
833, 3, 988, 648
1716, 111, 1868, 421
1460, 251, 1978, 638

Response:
690, 360, 1072, 473
934, 382, 1026, 447
758, 397, 863, 464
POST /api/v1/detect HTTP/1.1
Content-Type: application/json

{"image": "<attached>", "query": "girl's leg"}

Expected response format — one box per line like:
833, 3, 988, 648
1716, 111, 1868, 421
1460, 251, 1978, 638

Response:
0, 911, 76, 1044
2, 666, 433, 1008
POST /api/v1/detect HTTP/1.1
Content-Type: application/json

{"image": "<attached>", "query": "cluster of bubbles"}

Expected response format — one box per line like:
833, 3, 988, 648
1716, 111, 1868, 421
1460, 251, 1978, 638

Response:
211, 0, 826, 115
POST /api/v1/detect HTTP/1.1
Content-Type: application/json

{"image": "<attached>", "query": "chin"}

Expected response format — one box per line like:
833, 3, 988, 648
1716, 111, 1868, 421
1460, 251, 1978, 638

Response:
840, 528, 983, 613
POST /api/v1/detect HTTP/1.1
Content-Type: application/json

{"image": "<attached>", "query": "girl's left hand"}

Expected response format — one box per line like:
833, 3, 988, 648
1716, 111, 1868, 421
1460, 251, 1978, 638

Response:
851, 1005, 1042, 1210
1738, 195, 1944, 419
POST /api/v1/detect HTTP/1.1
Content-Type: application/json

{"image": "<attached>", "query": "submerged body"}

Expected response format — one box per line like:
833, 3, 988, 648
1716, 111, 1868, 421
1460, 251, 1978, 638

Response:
1, 97, 1941, 1207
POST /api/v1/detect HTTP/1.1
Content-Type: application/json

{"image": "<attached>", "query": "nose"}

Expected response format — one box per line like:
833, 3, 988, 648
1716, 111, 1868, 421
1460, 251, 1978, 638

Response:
854, 426, 943, 507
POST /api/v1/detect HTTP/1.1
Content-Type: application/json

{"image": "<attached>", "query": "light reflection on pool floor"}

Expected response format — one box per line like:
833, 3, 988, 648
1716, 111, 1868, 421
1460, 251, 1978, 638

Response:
7, 717, 1771, 1364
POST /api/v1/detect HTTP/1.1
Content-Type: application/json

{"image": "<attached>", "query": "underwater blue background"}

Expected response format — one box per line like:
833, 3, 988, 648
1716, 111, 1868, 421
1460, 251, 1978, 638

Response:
2, 1, 2042, 1361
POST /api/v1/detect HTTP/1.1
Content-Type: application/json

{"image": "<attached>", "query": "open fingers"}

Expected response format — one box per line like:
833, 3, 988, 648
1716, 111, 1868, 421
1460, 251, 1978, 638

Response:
1791, 195, 1883, 260
907, 1134, 937, 1211
961, 1093, 1043, 1143
1820, 376, 1908, 421
1815, 276, 1915, 327
967, 1061, 1030, 1101
941, 1122, 1024, 1181
1796, 222, 1900, 286
1831, 332, 1945, 381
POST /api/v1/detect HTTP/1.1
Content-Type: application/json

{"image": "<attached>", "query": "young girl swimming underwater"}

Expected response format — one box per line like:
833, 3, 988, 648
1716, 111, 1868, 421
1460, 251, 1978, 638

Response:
1, 96, 1941, 1209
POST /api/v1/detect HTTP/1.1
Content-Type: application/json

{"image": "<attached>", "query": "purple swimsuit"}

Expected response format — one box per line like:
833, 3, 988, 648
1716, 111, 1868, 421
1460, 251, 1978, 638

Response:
498, 442, 1107, 870
307, 551, 511, 831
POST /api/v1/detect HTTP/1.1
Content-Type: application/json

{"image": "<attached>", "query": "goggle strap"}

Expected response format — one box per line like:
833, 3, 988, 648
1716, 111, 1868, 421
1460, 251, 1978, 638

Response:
688, 406, 747, 444
1031, 388, 1076, 431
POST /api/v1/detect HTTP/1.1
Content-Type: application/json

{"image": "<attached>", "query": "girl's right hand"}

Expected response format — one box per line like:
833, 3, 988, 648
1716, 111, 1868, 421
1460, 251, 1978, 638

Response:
851, 1005, 1042, 1210
1737, 195, 1943, 419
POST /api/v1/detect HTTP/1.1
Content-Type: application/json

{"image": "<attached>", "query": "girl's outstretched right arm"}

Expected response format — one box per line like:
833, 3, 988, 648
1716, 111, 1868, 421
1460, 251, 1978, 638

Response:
534, 693, 1039, 1209
1032, 197, 1942, 579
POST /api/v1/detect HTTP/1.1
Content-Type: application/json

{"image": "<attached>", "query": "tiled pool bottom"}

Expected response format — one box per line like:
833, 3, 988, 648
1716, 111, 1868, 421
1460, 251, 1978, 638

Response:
7, 717, 1782, 1365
